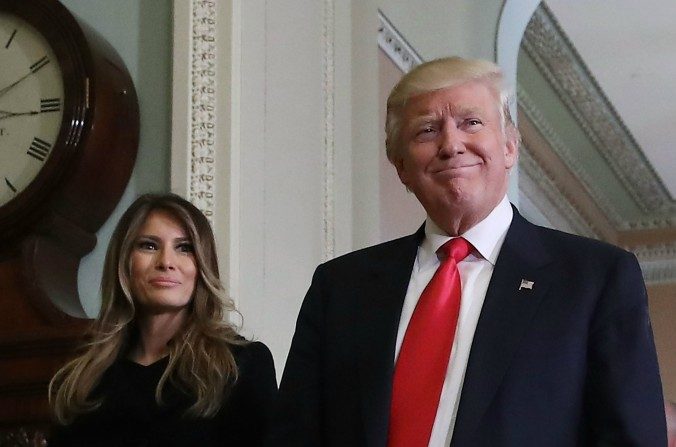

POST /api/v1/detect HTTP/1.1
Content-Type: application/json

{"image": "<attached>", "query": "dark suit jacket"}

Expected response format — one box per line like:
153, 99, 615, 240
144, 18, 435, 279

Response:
269, 210, 667, 446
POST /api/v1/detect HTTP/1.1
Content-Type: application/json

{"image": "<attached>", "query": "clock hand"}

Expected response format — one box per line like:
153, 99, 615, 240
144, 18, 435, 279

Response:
0, 71, 32, 99
0, 109, 40, 121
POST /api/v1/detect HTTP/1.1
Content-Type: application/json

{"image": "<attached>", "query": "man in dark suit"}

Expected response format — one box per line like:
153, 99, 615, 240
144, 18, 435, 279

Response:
268, 57, 667, 446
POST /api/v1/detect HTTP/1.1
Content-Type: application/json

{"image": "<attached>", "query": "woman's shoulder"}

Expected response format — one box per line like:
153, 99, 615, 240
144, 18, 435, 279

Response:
221, 340, 277, 414
231, 340, 275, 374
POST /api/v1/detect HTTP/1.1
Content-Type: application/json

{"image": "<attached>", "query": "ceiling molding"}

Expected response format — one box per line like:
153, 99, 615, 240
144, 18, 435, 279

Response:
377, 10, 422, 73
520, 109, 676, 285
518, 86, 626, 230
521, 3, 675, 222
519, 144, 598, 239
633, 243, 676, 285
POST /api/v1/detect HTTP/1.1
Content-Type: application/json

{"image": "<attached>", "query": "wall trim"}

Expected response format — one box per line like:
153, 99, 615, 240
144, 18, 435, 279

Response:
518, 86, 626, 228
322, 0, 336, 261
519, 143, 598, 239
522, 4, 674, 222
171, 0, 218, 217
171, 0, 239, 300
188, 2, 218, 220
633, 243, 676, 285
377, 10, 422, 73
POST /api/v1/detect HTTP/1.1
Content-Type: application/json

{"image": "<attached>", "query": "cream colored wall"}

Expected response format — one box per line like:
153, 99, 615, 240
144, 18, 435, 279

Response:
234, 0, 357, 371
378, 50, 425, 240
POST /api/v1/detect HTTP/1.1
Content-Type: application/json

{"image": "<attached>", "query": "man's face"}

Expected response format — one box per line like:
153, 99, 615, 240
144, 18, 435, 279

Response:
395, 80, 517, 233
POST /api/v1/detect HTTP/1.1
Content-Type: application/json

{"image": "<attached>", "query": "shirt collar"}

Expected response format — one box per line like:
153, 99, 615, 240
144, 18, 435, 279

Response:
419, 196, 513, 268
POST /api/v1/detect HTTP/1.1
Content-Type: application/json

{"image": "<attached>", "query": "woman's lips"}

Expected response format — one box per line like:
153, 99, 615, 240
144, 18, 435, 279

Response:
149, 278, 180, 287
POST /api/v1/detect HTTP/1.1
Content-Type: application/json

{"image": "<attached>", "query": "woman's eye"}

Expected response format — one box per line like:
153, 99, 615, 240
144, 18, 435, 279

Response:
137, 241, 157, 250
177, 243, 194, 253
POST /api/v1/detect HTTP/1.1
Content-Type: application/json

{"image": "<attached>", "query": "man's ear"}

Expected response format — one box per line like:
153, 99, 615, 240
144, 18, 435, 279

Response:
504, 127, 520, 169
394, 156, 409, 186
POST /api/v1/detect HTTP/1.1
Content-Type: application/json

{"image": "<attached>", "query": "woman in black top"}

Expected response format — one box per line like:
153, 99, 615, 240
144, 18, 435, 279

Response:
48, 193, 276, 446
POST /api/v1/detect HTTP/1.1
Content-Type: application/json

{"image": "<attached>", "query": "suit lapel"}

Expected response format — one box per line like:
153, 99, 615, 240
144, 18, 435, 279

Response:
357, 228, 423, 447
451, 211, 554, 446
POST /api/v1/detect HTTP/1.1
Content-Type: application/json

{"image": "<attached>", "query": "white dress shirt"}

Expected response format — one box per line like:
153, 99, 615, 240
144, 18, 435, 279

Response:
394, 196, 513, 446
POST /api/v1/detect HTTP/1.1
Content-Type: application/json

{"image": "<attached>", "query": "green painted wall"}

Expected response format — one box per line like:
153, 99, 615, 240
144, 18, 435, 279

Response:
59, 0, 173, 316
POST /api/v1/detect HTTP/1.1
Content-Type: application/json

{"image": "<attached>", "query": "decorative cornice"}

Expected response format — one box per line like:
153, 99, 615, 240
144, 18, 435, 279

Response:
189, 2, 218, 221
377, 10, 423, 72
519, 142, 598, 239
521, 139, 675, 284
522, 4, 675, 220
631, 243, 676, 284
518, 86, 627, 229
322, 0, 335, 261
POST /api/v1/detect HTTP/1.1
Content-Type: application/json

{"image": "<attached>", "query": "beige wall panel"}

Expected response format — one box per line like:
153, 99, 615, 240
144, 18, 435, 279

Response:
649, 284, 676, 402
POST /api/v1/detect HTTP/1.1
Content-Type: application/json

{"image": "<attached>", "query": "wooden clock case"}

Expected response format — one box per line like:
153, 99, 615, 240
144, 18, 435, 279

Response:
0, 0, 139, 438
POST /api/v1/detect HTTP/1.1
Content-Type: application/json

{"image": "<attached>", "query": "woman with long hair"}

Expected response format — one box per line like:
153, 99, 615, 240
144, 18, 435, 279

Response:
48, 193, 276, 446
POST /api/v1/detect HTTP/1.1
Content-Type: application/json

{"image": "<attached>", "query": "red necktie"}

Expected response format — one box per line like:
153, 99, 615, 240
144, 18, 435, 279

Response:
387, 237, 471, 447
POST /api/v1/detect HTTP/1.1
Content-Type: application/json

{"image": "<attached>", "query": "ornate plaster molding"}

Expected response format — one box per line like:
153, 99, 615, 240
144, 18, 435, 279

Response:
377, 10, 422, 73
519, 143, 598, 239
522, 4, 674, 219
188, 2, 218, 221
632, 243, 676, 284
518, 86, 627, 229
322, 0, 335, 261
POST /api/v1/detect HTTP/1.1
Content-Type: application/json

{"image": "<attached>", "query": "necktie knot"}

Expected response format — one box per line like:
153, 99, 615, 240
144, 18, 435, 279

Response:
439, 237, 471, 263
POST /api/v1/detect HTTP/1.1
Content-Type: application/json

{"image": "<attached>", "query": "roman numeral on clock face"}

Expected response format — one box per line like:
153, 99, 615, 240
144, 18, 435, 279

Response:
40, 98, 61, 113
27, 137, 52, 161
5, 178, 17, 193
5, 29, 17, 49
30, 56, 49, 73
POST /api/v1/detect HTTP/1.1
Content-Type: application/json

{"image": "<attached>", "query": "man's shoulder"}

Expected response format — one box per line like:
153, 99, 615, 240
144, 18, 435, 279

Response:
517, 216, 633, 262
317, 231, 420, 273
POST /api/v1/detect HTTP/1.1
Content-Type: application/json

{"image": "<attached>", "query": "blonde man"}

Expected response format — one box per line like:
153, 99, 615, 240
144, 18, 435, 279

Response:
270, 57, 666, 446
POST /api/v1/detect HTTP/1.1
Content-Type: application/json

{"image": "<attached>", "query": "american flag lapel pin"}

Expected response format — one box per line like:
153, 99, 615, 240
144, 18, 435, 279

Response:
519, 279, 534, 291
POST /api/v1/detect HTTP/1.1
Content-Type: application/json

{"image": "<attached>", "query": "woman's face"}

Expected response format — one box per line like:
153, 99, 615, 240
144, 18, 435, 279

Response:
129, 209, 198, 314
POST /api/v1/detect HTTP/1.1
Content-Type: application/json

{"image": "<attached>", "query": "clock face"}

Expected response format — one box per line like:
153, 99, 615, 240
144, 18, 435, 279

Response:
0, 13, 64, 208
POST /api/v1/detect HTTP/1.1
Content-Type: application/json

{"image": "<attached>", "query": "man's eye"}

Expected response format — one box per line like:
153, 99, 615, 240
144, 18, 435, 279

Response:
416, 126, 437, 136
466, 119, 482, 126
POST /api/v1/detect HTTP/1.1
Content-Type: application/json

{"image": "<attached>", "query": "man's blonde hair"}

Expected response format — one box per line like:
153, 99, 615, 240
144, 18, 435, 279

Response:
385, 56, 517, 162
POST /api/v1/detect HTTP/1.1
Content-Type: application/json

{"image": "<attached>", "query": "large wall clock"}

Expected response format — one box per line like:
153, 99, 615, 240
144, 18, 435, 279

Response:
0, 0, 139, 434
0, 0, 138, 245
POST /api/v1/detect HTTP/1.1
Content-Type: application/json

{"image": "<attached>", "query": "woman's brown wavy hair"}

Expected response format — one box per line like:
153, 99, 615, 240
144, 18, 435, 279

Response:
49, 193, 245, 424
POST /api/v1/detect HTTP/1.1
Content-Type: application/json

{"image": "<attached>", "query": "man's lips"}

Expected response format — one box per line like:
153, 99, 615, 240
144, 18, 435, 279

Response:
431, 163, 481, 174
